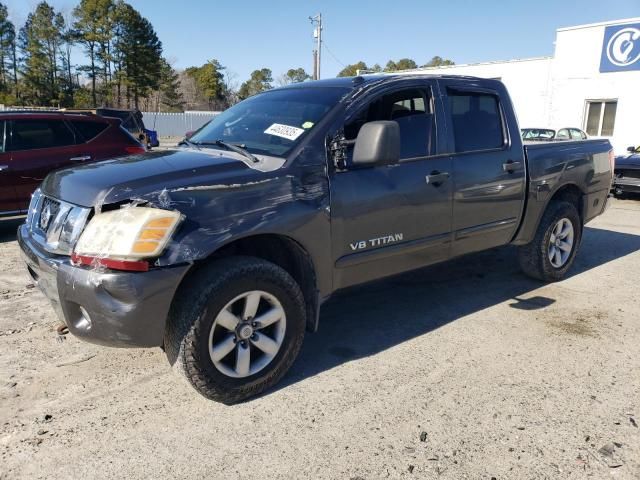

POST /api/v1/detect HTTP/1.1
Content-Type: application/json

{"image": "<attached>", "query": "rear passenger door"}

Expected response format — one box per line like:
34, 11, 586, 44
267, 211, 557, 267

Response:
440, 81, 526, 256
7, 119, 81, 209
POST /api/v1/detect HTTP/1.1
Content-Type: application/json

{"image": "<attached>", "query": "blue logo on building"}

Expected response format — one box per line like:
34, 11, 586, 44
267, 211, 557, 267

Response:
600, 23, 640, 72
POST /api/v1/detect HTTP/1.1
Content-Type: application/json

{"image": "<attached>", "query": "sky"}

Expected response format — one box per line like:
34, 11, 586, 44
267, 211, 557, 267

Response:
5, 0, 640, 83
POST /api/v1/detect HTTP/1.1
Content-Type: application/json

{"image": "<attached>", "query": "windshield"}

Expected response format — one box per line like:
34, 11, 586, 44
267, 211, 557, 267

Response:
189, 86, 350, 157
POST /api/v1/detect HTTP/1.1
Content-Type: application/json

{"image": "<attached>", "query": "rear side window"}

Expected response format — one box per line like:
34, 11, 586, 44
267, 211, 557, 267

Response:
570, 129, 584, 140
9, 120, 75, 151
556, 129, 570, 140
448, 91, 504, 153
72, 120, 108, 142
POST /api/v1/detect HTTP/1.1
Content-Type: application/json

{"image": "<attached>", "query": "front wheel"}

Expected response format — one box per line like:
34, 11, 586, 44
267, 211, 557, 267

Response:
164, 256, 306, 404
518, 200, 582, 282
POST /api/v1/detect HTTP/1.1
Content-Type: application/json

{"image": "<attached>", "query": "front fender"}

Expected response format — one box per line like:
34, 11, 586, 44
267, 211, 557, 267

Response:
142, 166, 333, 297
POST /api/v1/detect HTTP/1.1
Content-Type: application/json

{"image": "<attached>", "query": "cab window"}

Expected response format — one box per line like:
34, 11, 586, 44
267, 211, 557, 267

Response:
344, 87, 435, 160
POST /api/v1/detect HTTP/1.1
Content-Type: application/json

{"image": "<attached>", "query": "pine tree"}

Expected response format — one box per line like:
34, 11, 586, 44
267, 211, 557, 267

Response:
184, 59, 227, 110
18, 2, 64, 106
116, 3, 162, 108
73, 0, 115, 106
158, 59, 183, 112
238, 68, 272, 100
0, 3, 16, 101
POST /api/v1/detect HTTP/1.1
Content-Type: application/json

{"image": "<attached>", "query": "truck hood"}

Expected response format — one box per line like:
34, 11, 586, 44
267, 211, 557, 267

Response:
615, 152, 640, 168
41, 147, 286, 208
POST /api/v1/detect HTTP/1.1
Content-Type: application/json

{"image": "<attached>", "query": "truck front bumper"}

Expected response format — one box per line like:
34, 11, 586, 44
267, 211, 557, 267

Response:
18, 224, 190, 348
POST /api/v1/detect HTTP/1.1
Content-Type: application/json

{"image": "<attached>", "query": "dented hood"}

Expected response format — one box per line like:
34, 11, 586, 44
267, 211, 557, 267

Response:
40, 147, 285, 208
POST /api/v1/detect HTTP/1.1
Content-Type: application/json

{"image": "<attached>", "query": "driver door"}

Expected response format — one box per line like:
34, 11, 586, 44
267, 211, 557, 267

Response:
329, 81, 453, 290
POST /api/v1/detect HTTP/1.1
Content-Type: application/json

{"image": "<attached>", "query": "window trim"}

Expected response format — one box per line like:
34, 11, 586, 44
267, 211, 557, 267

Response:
583, 99, 618, 137
445, 87, 510, 156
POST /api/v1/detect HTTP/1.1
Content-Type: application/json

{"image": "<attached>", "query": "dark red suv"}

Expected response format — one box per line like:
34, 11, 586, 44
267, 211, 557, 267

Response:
0, 112, 146, 216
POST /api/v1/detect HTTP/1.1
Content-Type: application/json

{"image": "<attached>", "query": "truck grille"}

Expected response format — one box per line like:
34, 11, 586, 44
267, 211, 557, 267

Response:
27, 189, 91, 255
38, 197, 61, 233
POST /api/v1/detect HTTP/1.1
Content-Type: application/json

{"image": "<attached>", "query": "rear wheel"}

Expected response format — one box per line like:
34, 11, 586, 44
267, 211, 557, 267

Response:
164, 256, 306, 404
518, 200, 582, 282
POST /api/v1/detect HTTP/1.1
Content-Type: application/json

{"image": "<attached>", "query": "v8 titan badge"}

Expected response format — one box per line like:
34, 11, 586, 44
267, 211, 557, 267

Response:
264, 123, 305, 141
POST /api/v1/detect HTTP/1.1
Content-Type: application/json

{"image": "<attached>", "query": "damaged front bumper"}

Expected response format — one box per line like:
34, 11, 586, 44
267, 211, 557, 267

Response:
18, 224, 190, 348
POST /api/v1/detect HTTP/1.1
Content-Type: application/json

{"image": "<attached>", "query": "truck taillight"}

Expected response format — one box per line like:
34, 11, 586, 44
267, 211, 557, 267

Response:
609, 150, 615, 178
125, 145, 146, 154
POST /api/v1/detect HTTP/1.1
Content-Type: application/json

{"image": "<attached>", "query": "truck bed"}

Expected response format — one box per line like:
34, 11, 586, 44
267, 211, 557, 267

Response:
512, 138, 613, 245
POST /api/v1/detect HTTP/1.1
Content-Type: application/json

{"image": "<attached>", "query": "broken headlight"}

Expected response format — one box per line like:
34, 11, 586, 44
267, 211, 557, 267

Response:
73, 207, 182, 269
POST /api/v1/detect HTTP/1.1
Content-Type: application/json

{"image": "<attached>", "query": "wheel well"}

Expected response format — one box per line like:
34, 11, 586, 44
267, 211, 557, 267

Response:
549, 184, 584, 220
188, 234, 319, 332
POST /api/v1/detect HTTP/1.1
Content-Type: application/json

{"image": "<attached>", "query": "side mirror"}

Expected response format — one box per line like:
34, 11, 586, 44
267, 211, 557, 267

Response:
627, 146, 637, 153
353, 121, 400, 166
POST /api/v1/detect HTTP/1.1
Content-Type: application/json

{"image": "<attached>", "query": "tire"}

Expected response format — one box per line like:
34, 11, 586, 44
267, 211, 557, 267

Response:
164, 256, 306, 404
517, 200, 582, 282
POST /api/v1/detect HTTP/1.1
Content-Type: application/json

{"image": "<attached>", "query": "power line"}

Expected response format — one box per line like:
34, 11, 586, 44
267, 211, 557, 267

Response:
321, 40, 346, 68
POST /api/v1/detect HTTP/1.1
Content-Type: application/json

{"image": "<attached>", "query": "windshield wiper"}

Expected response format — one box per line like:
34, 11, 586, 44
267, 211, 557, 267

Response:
194, 139, 260, 163
178, 138, 200, 149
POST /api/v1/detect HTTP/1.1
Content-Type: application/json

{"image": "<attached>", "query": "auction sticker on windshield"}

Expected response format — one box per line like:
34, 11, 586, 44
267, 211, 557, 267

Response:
264, 123, 305, 141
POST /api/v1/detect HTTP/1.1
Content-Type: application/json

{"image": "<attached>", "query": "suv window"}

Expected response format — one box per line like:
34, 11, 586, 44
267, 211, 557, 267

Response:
448, 91, 504, 153
345, 88, 435, 159
556, 129, 570, 140
9, 119, 75, 151
72, 120, 108, 142
570, 129, 584, 140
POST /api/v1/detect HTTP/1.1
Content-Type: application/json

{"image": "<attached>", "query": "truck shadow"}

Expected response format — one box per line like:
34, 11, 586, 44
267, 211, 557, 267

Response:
274, 225, 640, 394
0, 218, 24, 244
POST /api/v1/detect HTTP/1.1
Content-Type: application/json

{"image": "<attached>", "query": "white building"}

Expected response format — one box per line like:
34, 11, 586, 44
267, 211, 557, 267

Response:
400, 17, 640, 154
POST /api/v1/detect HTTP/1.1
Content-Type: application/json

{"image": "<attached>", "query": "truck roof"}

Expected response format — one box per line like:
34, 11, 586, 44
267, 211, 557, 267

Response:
279, 73, 487, 91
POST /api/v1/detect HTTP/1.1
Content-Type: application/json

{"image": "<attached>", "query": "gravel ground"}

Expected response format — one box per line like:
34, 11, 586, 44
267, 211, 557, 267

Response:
0, 198, 639, 479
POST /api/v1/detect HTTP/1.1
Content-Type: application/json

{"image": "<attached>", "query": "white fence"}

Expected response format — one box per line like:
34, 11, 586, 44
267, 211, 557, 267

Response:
0, 105, 221, 138
141, 111, 220, 137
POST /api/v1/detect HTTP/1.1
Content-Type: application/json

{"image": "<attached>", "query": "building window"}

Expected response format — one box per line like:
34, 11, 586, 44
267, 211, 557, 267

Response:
584, 100, 617, 137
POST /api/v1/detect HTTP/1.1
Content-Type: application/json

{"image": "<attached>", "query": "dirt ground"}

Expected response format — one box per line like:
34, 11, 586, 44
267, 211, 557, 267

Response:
0, 198, 639, 480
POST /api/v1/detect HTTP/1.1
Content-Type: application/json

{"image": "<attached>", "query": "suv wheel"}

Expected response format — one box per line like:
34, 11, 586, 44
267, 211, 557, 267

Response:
518, 200, 582, 282
164, 256, 306, 404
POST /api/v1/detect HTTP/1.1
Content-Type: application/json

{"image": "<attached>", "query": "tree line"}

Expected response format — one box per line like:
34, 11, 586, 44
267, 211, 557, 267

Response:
0, 1, 454, 111
0, 0, 170, 109
337, 56, 455, 77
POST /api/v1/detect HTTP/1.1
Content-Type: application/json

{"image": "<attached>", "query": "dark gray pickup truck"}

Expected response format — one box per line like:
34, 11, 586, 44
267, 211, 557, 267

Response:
18, 75, 613, 403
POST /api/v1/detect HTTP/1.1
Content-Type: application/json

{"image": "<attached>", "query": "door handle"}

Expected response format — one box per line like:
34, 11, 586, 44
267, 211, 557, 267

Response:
0, 165, 8, 172
425, 171, 450, 186
70, 155, 91, 162
502, 160, 522, 173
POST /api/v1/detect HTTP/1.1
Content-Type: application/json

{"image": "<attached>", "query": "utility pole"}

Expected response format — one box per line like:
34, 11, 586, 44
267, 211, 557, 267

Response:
309, 13, 322, 80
